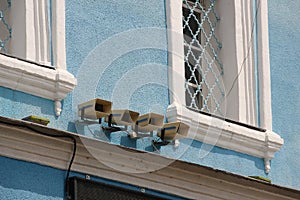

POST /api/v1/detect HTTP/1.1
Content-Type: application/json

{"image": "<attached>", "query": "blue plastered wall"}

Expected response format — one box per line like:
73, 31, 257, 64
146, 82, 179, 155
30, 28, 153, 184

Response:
66, 0, 169, 115
0, 87, 77, 132
1, 0, 300, 198
268, 0, 300, 189
0, 156, 65, 200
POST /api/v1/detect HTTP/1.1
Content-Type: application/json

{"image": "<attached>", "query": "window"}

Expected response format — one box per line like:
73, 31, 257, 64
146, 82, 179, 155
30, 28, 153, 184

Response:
0, 0, 76, 116
165, 0, 283, 173
183, 0, 204, 111
0, 0, 11, 53
182, 0, 223, 115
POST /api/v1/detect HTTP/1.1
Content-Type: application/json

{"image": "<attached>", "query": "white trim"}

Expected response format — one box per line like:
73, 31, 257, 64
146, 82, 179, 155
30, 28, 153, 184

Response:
166, 104, 283, 173
9, 0, 67, 68
35, 0, 51, 65
257, 0, 272, 130
1, 0, 76, 116
10, 0, 51, 65
0, 54, 76, 115
166, 0, 186, 105
231, 0, 257, 125
51, 0, 67, 70
0, 120, 297, 200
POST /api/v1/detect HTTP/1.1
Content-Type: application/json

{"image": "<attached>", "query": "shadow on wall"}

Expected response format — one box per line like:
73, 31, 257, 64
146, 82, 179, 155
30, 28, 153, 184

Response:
0, 87, 55, 117
75, 121, 266, 177
67, 122, 77, 133
181, 139, 265, 173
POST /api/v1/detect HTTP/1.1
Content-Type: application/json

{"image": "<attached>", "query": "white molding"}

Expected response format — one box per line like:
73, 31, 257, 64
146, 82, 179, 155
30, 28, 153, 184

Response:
166, 104, 283, 173
3, 0, 75, 116
165, 0, 185, 105
231, 0, 257, 125
0, 119, 297, 200
10, 0, 51, 65
51, 0, 67, 70
257, 0, 272, 130
0, 54, 76, 115
33, 0, 51, 65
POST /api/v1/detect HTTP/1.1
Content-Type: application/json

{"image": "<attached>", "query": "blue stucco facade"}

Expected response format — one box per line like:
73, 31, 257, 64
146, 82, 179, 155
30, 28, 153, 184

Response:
0, 0, 300, 199
268, 0, 300, 189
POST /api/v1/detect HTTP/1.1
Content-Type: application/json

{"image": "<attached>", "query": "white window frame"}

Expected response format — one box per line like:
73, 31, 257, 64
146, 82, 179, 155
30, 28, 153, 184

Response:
0, 0, 76, 116
166, 0, 283, 173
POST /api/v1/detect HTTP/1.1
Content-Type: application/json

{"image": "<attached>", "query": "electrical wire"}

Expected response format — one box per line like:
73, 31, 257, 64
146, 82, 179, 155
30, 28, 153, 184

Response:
225, 0, 261, 99
0, 120, 77, 199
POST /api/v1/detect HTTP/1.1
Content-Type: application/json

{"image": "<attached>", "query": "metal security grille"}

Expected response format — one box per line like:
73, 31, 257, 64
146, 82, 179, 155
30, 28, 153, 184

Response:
183, 0, 224, 115
68, 177, 172, 200
0, 0, 11, 53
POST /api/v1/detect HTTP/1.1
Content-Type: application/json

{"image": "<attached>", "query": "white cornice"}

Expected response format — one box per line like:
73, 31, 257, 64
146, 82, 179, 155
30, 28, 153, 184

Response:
0, 54, 77, 115
0, 117, 298, 200
166, 104, 284, 173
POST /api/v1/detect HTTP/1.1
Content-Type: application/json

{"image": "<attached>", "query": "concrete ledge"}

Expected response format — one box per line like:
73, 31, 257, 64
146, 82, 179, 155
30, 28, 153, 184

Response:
0, 54, 76, 116
166, 104, 284, 173
0, 116, 297, 200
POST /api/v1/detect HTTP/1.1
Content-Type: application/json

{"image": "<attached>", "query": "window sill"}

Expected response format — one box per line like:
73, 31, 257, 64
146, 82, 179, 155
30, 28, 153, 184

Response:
166, 103, 284, 173
0, 54, 77, 116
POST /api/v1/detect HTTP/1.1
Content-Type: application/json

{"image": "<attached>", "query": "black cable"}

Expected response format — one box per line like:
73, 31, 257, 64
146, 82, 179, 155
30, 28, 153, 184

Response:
65, 138, 76, 200
0, 120, 76, 199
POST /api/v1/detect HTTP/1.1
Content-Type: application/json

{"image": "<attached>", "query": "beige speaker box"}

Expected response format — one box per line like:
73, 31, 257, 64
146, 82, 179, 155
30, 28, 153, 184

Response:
78, 98, 112, 119
106, 109, 140, 126
157, 122, 189, 140
136, 113, 164, 132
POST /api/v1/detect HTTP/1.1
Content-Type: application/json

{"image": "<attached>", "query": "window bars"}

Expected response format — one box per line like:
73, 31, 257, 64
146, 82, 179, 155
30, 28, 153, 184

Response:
0, 0, 11, 53
183, 0, 224, 115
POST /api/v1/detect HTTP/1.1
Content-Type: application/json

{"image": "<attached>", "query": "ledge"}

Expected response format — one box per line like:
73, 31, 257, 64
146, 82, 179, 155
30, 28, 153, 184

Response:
0, 54, 77, 116
166, 104, 284, 173
0, 116, 298, 200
